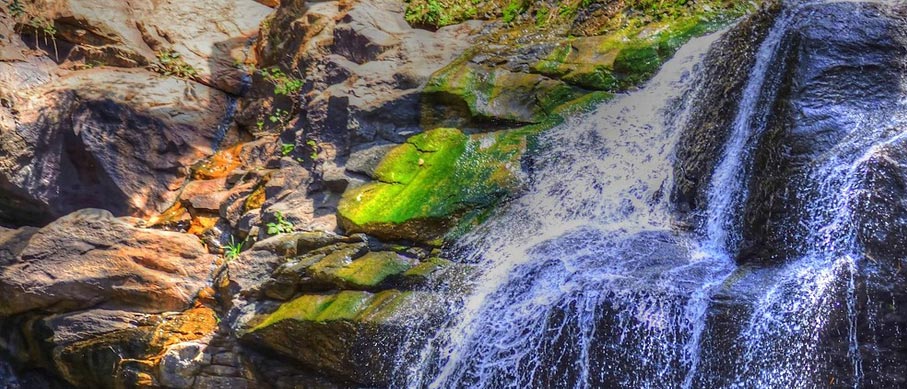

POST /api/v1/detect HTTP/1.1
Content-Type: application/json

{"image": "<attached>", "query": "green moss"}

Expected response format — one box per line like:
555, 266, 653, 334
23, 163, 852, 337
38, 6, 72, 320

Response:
253, 290, 412, 331
535, 6, 550, 27
403, 257, 453, 279
338, 127, 530, 241
333, 252, 416, 287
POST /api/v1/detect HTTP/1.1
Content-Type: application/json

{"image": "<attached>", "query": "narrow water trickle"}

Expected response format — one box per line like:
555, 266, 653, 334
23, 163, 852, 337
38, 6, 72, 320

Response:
702, 6, 795, 254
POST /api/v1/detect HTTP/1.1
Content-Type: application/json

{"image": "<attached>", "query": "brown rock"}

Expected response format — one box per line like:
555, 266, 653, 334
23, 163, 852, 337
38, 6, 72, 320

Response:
0, 68, 231, 224
40, 0, 272, 94
0, 209, 216, 316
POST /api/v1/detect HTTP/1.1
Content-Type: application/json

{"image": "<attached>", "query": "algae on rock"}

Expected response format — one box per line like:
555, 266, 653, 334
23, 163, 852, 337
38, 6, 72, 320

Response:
338, 127, 532, 241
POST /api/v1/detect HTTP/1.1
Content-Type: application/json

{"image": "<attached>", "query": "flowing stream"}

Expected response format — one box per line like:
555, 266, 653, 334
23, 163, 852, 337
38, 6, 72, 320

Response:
408, 1, 907, 388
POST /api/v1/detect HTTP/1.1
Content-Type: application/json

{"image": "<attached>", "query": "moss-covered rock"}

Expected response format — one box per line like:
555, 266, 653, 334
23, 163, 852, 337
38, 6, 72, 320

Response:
242, 290, 445, 386
420, 0, 760, 127
332, 251, 419, 287
338, 127, 533, 241
423, 59, 587, 126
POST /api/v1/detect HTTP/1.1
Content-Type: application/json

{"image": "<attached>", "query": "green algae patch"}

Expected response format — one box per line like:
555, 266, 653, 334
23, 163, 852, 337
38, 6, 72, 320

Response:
252, 290, 411, 331
333, 251, 417, 287
242, 290, 443, 386
338, 127, 530, 241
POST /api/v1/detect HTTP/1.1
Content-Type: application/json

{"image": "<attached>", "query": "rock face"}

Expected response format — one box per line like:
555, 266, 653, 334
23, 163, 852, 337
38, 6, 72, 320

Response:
0, 0, 272, 226
0, 209, 215, 316
0, 68, 232, 225
245, 0, 481, 147
736, 2, 907, 263
39, 0, 272, 94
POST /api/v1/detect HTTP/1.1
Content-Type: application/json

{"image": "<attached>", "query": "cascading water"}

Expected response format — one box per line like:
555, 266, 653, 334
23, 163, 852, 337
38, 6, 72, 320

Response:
407, 28, 735, 388
407, 1, 907, 388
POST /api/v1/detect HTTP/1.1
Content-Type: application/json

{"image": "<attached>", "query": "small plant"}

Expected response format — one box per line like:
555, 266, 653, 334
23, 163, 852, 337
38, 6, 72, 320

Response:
306, 139, 318, 160
5, 1, 59, 60
5, 0, 26, 17
269, 108, 290, 128
535, 6, 550, 27
151, 50, 198, 79
260, 67, 303, 96
256, 120, 265, 132
29, 17, 57, 59
266, 211, 294, 235
281, 142, 295, 156
224, 236, 245, 261
502, 0, 526, 23
403, 0, 480, 28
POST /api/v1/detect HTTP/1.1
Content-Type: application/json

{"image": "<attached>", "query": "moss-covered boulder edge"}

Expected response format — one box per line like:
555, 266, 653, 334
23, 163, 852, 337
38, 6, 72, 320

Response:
339, 0, 765, 243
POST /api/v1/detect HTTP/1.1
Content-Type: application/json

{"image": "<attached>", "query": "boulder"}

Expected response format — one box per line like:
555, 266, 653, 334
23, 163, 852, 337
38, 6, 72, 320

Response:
0, 68, 232, 225
42, 307, 218, 388
240, 290, 446, 386
0, 209, 216, 316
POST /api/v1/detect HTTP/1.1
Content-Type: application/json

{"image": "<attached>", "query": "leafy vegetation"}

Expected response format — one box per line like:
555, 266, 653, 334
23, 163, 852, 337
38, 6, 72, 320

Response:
281, 143, 295, 156
404, 0, 483, 28
266, 211, 294, 235
260, 67, 303, 96
150, 50, 198, 79
502, 0, 526, 23
269, 108, 290, 127
306, 140, 319, 160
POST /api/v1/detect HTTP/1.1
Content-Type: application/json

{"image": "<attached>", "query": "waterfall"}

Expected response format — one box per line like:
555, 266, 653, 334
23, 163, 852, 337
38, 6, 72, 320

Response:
404, 1, 907, 388
409, 28, 730, 389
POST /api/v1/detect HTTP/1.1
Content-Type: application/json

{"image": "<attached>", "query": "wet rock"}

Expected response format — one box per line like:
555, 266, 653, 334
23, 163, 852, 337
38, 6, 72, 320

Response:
240, 290, 446, 386
738, 2, 907, 263
0, 209, 215, 316
850, 137, 907, 265
671, 5, 779, 217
